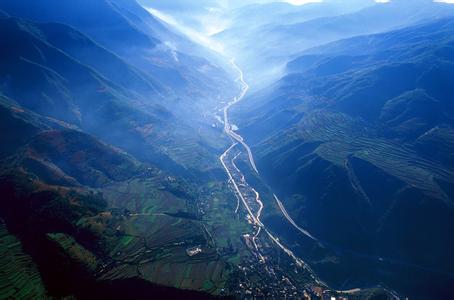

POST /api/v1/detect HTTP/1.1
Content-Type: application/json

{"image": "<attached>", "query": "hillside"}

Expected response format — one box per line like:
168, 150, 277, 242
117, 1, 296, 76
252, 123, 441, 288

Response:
0, 12, 234, 176
0, 94, 238, 299
233, 17, 454, 298
0, 0, 234, 114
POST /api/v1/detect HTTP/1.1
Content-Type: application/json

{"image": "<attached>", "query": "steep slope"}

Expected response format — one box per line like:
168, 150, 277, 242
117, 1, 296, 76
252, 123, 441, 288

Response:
36, 21, 164, 96
0, 17, 176, 163
233, 17, 454, 298
0, 0, 234, 115
0, 16, 166, 118
0, 0, 158, 53
10, 130, 142, 188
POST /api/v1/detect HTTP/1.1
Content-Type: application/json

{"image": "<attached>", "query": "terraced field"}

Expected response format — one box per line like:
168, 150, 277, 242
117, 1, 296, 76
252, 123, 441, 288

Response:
258, 111, 454, 203
0, 221, 47, 299
76, 175, 252, 295
47, 233, 99, 272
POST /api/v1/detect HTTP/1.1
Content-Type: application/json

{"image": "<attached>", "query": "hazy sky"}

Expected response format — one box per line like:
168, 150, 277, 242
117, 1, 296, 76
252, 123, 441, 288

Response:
142, 0, 454, 53
281, 0, 322, 5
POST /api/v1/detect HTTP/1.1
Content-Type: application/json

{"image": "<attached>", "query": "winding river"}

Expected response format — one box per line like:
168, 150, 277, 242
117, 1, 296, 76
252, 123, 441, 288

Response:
219, 59, 321, 282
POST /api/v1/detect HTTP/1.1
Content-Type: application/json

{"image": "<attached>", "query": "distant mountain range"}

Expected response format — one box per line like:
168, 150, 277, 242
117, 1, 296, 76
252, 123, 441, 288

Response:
216, 0, 454, 88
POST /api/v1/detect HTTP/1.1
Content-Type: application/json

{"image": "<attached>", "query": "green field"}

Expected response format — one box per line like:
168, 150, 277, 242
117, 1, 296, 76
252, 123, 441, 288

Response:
85, 176, 252, 294
0, 221, 47, 299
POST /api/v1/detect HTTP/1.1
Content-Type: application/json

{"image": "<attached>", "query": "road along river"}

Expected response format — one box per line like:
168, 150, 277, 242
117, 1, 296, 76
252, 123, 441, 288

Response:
221, 59, 259, 174
219, 59, 325, 290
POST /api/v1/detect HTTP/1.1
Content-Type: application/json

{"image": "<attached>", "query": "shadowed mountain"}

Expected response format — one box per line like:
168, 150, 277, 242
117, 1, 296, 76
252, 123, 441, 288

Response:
0, 98, 142, 187
10, 129, 142, 188
233, 17, 454, 298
